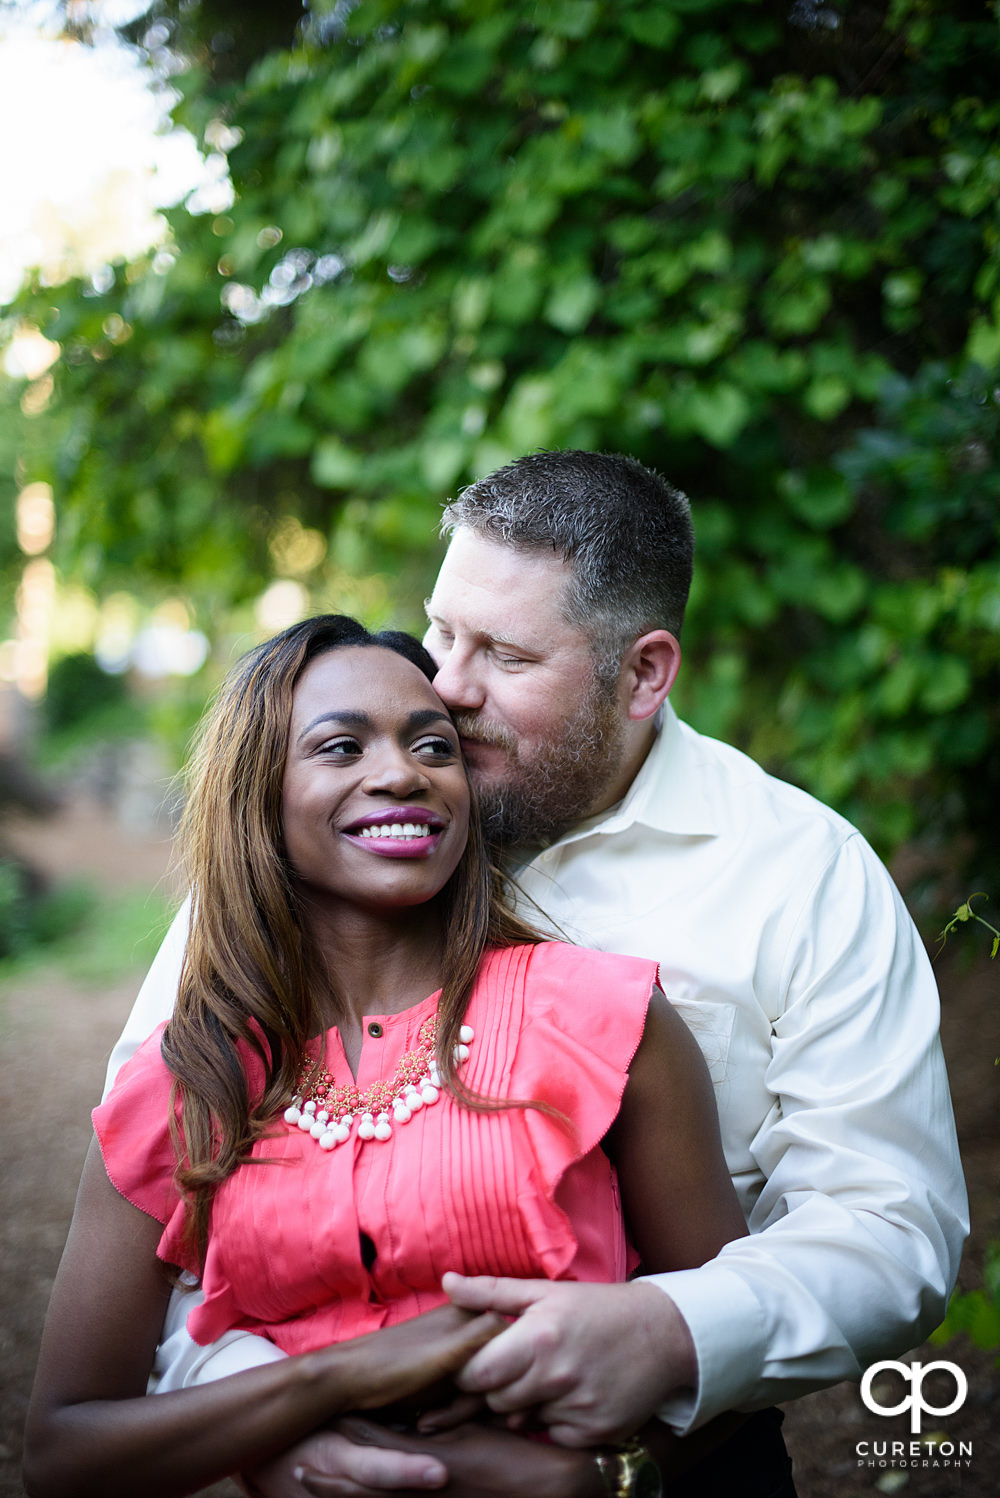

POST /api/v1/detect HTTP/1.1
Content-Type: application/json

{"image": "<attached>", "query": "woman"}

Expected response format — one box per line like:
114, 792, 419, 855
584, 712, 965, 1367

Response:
25, 616, 746, 1498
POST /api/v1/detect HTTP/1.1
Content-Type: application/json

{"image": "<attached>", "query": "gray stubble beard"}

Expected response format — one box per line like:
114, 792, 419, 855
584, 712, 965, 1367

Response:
454, 679, 625, 853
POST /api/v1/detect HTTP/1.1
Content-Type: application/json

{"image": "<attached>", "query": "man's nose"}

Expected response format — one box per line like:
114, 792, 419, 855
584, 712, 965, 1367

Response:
432, 647, 484, 712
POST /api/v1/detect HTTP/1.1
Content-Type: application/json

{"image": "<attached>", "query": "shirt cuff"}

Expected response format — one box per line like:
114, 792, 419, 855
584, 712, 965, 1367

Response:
640, 1265, 768, 1433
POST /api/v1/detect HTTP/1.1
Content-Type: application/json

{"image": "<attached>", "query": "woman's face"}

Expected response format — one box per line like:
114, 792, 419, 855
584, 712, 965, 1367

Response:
281, 646, 470, 915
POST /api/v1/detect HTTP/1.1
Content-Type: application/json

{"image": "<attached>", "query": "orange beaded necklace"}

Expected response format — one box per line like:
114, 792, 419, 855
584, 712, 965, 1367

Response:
283, 1016, 474, 1149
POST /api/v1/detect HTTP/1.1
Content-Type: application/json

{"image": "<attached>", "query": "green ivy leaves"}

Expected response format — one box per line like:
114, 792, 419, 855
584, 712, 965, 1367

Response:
2, 0, 999, 873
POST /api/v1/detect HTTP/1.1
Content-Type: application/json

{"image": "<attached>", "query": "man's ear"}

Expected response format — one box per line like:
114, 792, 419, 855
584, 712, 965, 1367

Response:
620, 631, 682, 722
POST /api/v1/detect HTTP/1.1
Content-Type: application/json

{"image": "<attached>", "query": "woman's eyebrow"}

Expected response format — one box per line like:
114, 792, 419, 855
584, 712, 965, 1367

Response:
297, 709, 369, 742
297, 707, 454, 744
406, 709, 455, 731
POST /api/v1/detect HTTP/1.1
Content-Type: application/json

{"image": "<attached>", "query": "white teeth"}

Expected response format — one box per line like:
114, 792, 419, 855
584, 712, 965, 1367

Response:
356, 823, 433, 839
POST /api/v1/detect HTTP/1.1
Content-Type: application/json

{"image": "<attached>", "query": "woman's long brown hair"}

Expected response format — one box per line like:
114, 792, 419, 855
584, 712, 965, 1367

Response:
161, 615, 543, 1268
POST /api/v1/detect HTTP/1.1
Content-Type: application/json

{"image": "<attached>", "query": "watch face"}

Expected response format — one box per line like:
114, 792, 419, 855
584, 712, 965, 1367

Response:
633, 1457, 663, 1498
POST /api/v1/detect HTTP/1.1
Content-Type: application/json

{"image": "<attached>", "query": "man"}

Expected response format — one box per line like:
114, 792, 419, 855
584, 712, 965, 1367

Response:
106, 450, 967, 1496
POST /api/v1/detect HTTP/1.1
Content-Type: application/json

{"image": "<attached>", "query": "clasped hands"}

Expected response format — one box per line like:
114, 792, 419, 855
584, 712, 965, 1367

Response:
245, 1275, 692, 1498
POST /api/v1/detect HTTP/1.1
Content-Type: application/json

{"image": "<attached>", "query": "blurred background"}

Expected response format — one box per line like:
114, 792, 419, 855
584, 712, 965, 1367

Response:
0, 1, 997, 1494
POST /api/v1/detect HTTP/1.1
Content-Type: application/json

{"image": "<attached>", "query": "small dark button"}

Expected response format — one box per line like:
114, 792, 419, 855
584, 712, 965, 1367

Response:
367, 1022, 384, 1038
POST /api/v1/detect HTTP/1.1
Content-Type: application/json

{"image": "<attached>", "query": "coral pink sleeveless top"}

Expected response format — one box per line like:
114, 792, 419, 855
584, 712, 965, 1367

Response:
94, 942, 656, 1356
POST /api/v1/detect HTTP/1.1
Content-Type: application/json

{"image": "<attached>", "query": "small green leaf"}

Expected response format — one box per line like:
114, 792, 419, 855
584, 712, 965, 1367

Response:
920, 657, 972, 714
779, 470, 853, 528
803, 374, 851, 420
545, 275, 600, 334
623, 9, 681, 49
686, 383, 751, 448
312, 437, 363, 489
967, 316, 1000, 368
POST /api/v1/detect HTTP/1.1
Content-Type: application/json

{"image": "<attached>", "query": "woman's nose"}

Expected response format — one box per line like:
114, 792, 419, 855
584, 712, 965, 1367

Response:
361, 746, 429, 796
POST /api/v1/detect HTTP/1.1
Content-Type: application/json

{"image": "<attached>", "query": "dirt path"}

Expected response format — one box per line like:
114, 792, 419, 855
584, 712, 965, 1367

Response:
0, 794, 240, 1498
0, 968, 240, 1498
1, 796, 997, 1497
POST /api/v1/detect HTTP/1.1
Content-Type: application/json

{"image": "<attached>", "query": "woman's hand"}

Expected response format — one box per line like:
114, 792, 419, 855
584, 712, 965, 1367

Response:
239, 1311, 503, 1498
295, 1417, 605, 1498
415, 1391, 489, 1433
313, 1303, 504, 1415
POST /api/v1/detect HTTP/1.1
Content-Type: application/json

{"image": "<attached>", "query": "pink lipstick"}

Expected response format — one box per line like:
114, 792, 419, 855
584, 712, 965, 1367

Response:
342, 807, 446, 859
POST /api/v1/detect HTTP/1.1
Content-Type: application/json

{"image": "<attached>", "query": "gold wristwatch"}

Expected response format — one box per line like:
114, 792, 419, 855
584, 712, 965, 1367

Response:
593, 1437, 663, 1498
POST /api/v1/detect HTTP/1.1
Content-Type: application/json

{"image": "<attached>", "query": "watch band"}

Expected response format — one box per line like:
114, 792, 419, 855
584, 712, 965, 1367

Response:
593, 1437, 662, 1498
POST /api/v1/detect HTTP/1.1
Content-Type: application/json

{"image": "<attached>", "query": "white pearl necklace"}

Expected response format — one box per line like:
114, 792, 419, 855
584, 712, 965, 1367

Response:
283, 1018, 474, 1150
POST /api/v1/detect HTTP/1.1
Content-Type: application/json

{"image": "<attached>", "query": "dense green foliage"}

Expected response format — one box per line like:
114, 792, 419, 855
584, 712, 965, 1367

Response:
2, 0, 999, 880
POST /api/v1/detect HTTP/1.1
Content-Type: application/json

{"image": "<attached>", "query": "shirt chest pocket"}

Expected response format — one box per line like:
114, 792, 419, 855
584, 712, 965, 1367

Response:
665, 998, 737, 1088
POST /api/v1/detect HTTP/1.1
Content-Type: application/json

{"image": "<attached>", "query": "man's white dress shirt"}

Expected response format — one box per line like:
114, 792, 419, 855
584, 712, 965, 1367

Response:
103, 705, 968, 1429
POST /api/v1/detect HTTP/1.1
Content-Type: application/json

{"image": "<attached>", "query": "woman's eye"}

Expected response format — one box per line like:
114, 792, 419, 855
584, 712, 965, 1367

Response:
318, 737, 362, 757
414, 737, 457, 759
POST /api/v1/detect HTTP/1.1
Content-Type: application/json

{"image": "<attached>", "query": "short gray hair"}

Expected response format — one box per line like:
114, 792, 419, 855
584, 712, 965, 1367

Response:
441, 450, 694, 676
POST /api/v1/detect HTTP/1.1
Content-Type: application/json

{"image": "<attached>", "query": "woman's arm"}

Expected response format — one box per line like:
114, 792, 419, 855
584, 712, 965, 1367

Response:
24, 1139, 501, 1498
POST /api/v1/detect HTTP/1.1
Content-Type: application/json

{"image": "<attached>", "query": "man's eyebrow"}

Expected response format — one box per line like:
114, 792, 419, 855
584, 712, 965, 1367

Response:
423, 602, 540, 655
297, 707, 454, 744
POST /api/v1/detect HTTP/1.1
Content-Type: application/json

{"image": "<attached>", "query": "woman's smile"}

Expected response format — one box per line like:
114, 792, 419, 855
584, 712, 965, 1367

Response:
341, 805, 447, 858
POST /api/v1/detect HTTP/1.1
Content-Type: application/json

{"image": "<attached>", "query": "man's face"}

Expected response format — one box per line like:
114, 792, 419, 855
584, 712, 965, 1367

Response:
423, 528, 626, 848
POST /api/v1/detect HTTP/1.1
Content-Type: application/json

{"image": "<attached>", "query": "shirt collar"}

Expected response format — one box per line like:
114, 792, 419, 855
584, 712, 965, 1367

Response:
554, 701, 719, 847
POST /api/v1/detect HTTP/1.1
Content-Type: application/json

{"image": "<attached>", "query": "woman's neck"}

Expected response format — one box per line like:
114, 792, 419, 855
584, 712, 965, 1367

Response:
302, 898, 447, 1031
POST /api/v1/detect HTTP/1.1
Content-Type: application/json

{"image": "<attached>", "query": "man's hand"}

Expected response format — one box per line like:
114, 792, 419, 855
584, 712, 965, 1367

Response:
442, 1274, 696, 1445
296, 1417, 604, 1498
242, 1428, 450, 1497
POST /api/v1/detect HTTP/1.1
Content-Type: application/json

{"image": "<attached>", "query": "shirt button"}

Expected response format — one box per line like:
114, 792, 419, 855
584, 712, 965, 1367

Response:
367, 1022, 384, 1038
